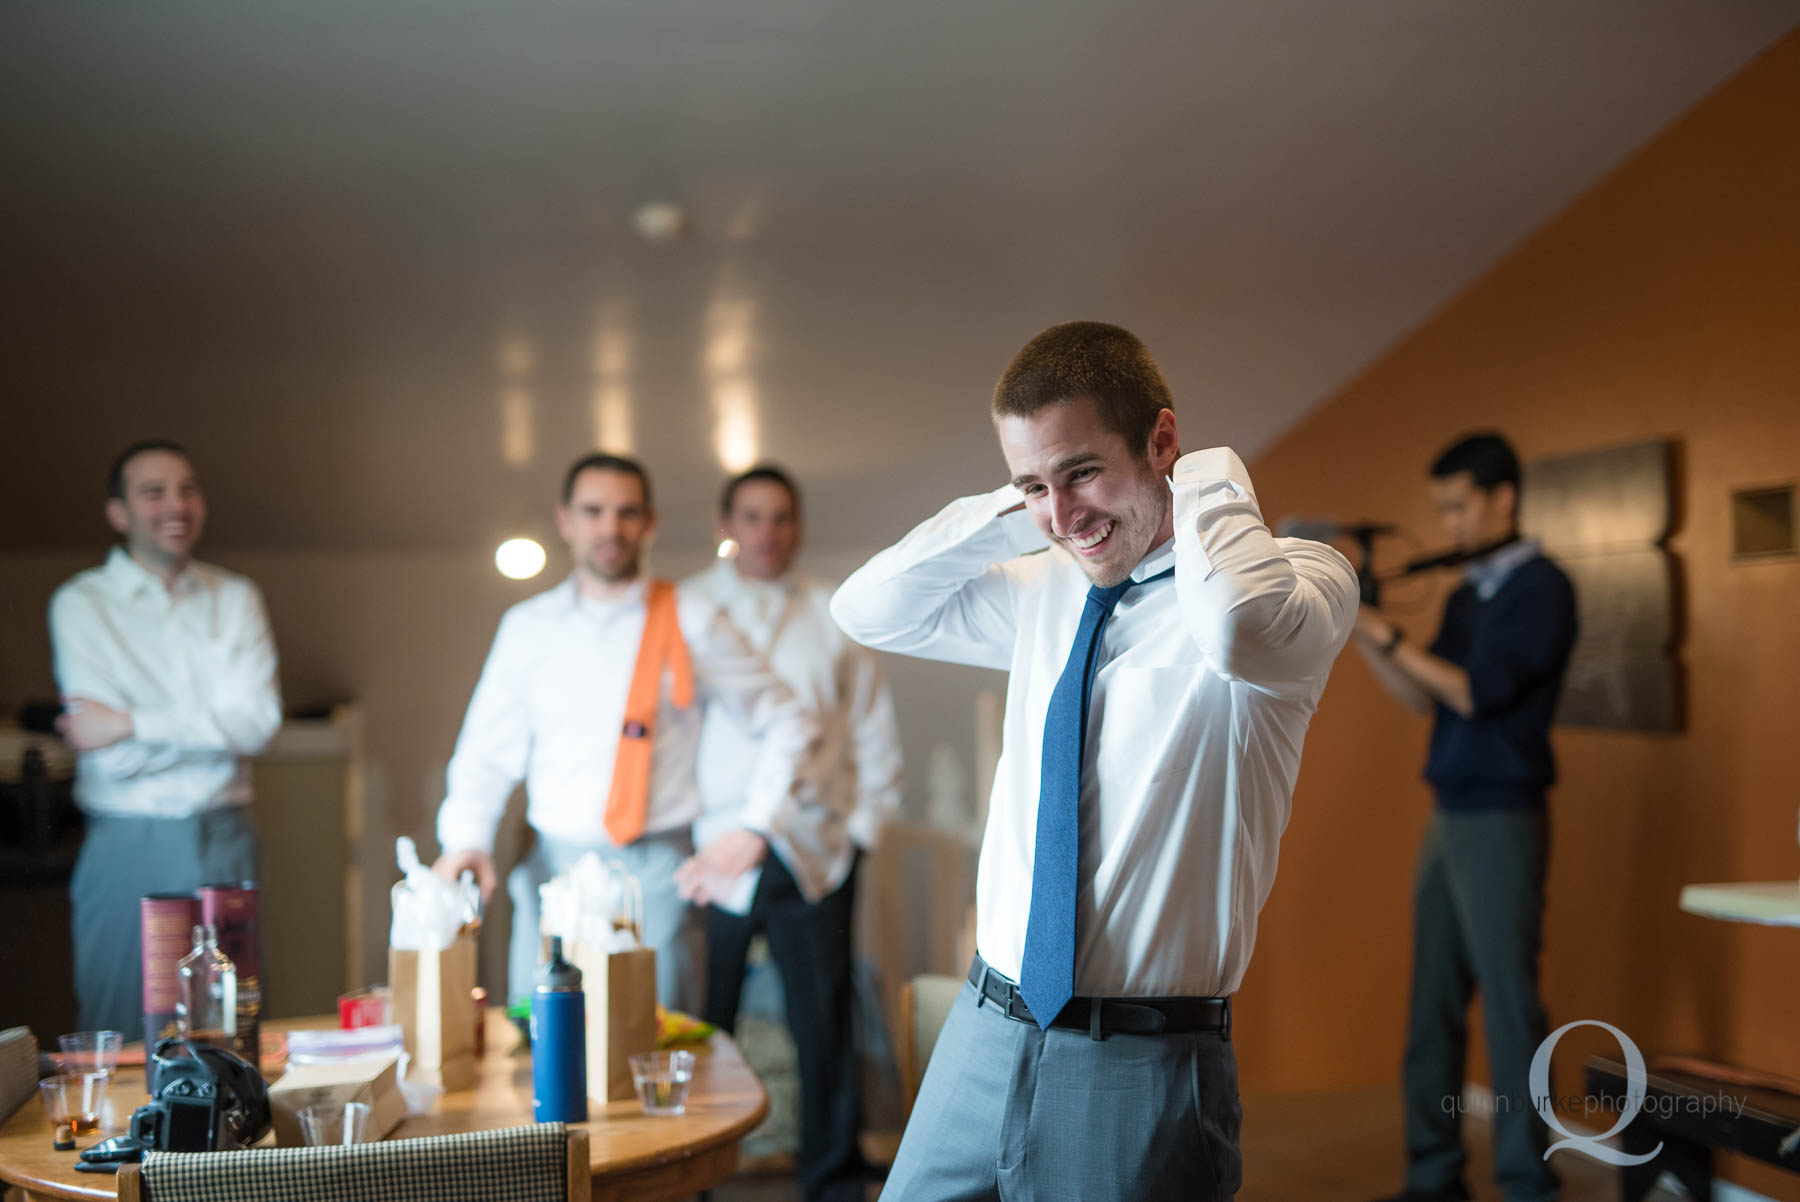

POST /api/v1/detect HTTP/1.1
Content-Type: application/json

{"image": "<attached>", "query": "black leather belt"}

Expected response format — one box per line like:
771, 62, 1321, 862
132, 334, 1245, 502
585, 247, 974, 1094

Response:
967, 955, 1230, 1041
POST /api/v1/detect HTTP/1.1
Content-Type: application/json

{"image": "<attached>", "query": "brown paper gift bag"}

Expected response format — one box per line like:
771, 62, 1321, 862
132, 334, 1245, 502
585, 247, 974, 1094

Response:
540, 860, 660, 1102
389, 934, 477, 1091
564, 938, 658, 1102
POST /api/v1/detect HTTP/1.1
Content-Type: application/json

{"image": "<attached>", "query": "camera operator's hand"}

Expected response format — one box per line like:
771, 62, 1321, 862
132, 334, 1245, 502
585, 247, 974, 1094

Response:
1353, 605, 1395, 648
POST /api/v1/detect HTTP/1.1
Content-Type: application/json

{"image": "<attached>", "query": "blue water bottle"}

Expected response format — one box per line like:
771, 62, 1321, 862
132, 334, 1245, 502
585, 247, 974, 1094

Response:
530, 936, 588, 1123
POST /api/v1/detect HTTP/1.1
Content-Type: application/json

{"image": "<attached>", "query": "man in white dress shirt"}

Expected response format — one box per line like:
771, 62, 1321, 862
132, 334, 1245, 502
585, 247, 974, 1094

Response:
679, 465, 902, 1202
832, 322, 1358, 1201
432, 453, 818, 1013
50, 440, 283, 1035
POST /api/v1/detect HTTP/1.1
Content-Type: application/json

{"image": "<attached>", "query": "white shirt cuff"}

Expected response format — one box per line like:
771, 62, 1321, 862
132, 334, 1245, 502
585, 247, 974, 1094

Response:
1171, 447, 1255, 501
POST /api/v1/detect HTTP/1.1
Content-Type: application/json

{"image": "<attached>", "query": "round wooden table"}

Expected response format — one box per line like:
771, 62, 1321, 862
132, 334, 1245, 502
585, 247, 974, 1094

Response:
0, 1013, 768, 1202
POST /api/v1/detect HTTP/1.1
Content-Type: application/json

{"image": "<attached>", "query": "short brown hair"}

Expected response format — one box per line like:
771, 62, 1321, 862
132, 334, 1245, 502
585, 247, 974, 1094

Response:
992, 321, 1173, 457
720, 464, 801, 518
108, 439, 193, 499
563, 452, 652, 507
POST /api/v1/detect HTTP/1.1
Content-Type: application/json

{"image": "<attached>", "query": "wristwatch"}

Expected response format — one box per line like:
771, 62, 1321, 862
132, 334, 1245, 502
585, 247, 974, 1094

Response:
1380, 626, 1404, 656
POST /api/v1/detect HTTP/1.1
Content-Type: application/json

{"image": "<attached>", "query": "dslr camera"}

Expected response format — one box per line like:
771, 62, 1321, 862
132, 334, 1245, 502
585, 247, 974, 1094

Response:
128, 1038, 271, 1153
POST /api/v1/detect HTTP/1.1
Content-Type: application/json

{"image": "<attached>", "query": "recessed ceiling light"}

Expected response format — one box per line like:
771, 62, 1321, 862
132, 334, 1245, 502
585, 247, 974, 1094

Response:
632, 202, 691, 244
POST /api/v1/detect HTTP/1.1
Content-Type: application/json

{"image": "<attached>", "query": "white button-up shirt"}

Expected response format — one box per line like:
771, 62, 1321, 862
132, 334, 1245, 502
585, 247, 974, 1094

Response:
435, 574, 817, 856
48, 547, 283, 818
684, 560, 903, 912
831, 448, 1357, 998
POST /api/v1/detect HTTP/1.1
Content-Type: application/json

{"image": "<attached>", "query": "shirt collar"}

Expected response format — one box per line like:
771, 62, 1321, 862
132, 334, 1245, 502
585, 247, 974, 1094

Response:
561, 572, 651, 620
1465, 537, 1541, 601
710, 556, 799, 599
1129, 534, 1177, 584
103, 546, 198, 600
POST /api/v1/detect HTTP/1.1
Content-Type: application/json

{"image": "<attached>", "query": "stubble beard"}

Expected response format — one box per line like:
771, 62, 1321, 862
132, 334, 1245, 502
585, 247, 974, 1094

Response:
1073, 474, 1170, 589
584, 550, 640, 584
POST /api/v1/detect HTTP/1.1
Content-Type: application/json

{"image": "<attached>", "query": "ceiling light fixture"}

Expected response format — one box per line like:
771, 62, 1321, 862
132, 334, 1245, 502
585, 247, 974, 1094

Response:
495, 538, 547, 580
632, 202, 691, 244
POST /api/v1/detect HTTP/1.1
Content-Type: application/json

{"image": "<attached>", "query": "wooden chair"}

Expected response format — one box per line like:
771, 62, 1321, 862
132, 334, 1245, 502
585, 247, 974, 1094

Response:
894, 974, 964, 1115
118, 1123, 590, 1202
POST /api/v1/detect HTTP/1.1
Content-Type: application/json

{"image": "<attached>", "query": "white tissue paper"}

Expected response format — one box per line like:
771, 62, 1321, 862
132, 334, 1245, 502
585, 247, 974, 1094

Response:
389, 836, 480, 952
538, 853, 643, 953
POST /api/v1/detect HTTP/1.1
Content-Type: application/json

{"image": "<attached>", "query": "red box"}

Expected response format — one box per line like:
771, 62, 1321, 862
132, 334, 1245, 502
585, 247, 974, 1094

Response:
337, 988, 391, 1030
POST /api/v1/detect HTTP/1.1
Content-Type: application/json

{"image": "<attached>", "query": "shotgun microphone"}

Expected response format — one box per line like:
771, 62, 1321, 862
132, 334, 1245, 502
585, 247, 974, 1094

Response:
1387, 536, 1518, 579
1274, 518, 1398, 542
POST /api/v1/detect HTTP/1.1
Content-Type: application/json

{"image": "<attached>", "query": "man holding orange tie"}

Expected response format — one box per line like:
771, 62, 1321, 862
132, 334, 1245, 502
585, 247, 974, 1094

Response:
431, 453, 817, 1010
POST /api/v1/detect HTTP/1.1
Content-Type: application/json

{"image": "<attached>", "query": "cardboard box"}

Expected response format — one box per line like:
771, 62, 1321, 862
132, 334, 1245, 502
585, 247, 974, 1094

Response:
267, 1052, 407, 1147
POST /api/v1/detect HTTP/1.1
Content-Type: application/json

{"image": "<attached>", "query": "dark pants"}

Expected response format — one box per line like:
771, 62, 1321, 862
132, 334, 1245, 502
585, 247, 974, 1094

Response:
1403, 808, 1558, 1202
705, 853, 868, 1202
70, 806, 260, 1035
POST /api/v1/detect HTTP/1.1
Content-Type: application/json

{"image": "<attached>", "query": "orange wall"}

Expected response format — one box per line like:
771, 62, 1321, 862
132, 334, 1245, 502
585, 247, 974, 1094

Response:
1235, 28, 1800, 1198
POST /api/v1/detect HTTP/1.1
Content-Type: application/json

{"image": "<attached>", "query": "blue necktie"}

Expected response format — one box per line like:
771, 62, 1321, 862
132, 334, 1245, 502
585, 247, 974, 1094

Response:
1017, 565, 1174, 1029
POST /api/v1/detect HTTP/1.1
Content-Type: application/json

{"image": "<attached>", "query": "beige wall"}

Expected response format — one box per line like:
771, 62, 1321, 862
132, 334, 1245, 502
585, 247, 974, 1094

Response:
0, 542, 999, 1003
1238, 30, 1800, 1200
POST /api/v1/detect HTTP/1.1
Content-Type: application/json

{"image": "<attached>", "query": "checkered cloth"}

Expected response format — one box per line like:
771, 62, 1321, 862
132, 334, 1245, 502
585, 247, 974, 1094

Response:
0, 1027, 37, 1124
140, 1123, 571, 1202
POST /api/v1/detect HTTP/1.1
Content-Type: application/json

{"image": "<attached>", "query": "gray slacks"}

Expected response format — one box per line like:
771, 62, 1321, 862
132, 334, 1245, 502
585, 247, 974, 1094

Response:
504, 828, 705, 1012
70, 806, 260, 1035
883, 980, 1243, 1202
1403, 807, 1558, 1202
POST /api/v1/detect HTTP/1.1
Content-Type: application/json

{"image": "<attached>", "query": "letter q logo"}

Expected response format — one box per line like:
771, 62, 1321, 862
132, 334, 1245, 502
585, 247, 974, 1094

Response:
1530, 1020, 1661, 1166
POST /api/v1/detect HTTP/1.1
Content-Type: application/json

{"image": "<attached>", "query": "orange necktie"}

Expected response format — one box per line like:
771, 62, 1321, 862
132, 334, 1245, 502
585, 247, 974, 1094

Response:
603, 579, 696, 845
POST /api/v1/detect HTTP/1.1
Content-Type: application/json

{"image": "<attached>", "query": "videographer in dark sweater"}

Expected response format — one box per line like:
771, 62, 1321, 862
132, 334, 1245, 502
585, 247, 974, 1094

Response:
1354, 433, 1578, 1202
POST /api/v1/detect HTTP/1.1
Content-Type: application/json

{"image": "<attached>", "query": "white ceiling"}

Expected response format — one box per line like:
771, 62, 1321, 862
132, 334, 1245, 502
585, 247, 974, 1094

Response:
3, 1, 1795, 553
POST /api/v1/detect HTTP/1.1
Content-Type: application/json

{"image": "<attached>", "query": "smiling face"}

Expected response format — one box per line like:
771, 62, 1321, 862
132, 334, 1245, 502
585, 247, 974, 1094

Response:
997, 397, 1179, 587
556, 466, 655, 587
106, 450, 206, 575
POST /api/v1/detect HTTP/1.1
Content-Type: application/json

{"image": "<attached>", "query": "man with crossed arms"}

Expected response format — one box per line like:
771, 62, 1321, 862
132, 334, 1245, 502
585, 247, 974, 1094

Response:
433, 452, 817, 1012
832, 321, 1357, 1200
51, 439, 282, 1035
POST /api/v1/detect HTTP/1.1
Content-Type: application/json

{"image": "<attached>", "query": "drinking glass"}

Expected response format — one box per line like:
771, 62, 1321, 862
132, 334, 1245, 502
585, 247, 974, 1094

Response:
39, 1074, 111, 1143
55, 1031, 123, 1076
298, 1101, 371, 1146
628, 1050, 696, 1116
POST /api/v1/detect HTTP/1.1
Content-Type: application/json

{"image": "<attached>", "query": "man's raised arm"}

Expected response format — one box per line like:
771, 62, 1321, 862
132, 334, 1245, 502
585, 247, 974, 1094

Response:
1171, 448, 1359, 698
829, 482, 1047, 669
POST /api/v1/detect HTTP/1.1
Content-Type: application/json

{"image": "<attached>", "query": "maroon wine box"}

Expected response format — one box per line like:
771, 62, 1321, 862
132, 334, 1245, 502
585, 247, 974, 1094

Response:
140, 893, 199, 1052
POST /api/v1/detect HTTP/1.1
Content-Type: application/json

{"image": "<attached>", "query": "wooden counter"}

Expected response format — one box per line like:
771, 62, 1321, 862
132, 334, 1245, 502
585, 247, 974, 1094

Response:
0, 1012, 767, 1202
1678, 880, 1800, 928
